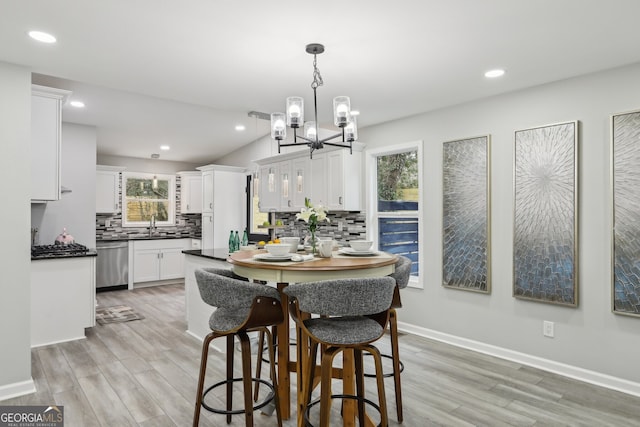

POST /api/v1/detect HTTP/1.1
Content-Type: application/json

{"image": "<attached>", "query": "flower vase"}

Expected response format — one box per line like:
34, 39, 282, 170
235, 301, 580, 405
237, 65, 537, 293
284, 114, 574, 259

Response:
309, 230, 317, 255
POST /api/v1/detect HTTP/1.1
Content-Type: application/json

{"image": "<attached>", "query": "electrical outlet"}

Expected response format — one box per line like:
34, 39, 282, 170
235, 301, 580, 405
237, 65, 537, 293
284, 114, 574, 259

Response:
105, 219, 111, 228
543, 321, 554, 338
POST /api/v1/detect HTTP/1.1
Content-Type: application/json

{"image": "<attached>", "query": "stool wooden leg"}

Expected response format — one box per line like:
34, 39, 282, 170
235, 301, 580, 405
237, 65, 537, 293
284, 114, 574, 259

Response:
320, 347, 340, 427
368, 345, 389, 427
389, 309, 403, 422
264, 327, 283, 427
238, 331, 254, 427
254, 330, 265, 402
193, 332, 216, 427
226, 335, 235, 424
354, 348, 365, 427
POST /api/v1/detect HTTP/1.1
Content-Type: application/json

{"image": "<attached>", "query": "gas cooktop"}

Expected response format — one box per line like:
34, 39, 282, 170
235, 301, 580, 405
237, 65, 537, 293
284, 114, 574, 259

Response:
31, 243, 91, 259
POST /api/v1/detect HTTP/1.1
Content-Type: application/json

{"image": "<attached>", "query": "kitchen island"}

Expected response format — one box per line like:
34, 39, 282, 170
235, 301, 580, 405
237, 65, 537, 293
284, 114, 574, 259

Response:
31, 251, 97, 347
182, 248, 231, 341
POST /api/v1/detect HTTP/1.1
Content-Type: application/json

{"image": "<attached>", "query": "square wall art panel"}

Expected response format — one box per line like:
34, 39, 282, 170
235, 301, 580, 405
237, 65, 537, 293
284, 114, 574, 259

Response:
442, 135, 491, 292
612, 110, 640, 317
513, 121, 578, 306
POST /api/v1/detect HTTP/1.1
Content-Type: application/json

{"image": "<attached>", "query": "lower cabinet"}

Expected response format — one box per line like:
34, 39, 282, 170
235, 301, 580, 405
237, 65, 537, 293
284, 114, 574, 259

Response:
31, 256, 96, 347
132, 239, 191, 284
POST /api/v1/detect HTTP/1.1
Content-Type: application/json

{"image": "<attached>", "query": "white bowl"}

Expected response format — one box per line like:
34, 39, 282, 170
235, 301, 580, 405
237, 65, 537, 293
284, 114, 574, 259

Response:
240, 244, 257, 251
264, 243, 291, 257
350, 240, 373, 252
279, 237, 300, 253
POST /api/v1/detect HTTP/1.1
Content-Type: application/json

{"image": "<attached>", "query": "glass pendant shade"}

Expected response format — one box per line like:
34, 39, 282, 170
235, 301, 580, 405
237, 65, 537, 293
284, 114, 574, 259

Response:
286, 97, 304, 128
296, 170, 303, 192
345, 116, 358, 142
304, 121, 317, 140
282, 173, 289, 198
270, 113, 286, 140
333, 96, 351, 127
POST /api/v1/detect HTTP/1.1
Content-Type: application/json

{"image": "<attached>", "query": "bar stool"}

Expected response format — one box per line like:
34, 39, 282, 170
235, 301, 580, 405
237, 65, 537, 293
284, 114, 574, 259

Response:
365, 255, 412, 423
193, 268, 284, 427
284, 277, 396, 427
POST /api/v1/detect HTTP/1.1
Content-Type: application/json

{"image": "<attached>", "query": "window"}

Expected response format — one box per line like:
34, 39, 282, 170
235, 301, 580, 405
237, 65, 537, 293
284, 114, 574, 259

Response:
246, 174, 269, 242
368, 141, 422, 287
122, 172, 175, 227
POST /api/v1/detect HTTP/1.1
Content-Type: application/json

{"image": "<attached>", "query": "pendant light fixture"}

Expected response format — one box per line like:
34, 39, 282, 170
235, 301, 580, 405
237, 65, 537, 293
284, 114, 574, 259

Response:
270, 43, 358, 158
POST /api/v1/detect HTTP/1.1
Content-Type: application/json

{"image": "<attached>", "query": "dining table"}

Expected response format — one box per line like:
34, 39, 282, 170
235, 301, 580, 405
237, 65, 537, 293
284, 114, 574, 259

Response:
228, 247, 397, 427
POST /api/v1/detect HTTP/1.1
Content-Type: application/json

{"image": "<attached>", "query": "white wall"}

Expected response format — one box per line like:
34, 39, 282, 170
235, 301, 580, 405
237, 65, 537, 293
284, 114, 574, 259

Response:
31, 124, 97, 248
218, 62, 640, 393
359, 62, 640, 389
0, 62, 34, 399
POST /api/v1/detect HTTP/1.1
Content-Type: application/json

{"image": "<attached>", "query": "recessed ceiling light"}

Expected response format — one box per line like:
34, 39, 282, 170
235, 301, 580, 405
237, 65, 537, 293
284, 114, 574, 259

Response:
69, 100, 85, 108
160, 145, 170, 151
28, 30, 57, 44
484, 69, 505, 78
350, 110, 360, 116
235, 125, 246, 131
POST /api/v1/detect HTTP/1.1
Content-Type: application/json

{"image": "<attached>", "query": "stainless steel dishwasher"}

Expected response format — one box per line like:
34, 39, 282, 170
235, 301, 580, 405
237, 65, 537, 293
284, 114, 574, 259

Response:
96, 241, 128, 290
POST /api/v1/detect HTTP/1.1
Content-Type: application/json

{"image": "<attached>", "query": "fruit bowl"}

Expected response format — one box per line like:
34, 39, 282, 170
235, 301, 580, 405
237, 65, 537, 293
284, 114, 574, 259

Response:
264, 243, 291, 257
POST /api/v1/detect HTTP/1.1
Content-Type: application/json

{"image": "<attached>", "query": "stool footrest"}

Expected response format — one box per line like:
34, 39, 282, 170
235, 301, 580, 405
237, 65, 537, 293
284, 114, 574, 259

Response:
363, 352, 404, 378
201, 377, 275, 415
303, 393, 383, 427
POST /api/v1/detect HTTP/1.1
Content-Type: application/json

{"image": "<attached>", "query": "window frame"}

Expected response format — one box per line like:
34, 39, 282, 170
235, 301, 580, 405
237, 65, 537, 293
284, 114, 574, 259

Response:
121, 172, 176, 227
366, 140, 423, 288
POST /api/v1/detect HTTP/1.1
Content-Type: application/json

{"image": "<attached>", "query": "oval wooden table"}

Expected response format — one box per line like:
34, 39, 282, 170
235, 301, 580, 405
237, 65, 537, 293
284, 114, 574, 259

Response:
228, 249, 397, 427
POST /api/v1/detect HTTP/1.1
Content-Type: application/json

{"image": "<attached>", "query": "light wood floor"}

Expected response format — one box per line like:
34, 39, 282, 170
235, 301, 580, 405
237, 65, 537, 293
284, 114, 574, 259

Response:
3, 283, 640, 426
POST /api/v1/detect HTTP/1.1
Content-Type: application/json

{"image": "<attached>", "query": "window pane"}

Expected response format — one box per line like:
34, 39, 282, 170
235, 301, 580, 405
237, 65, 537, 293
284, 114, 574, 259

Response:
125, 178, 169, 199
126, 200, 170, 222
251, 194, 269, 235
377, 151, 419, 211
378, 217, 419, 276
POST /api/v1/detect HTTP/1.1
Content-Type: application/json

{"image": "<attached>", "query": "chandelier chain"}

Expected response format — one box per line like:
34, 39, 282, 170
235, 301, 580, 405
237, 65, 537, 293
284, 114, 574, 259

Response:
311, 54, 323, 90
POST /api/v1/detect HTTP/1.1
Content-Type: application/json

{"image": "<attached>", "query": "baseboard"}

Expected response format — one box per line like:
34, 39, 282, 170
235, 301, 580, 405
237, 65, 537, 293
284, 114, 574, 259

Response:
398, 322, 640, 398
30, 335, 86, 349
0, 378, 36, 402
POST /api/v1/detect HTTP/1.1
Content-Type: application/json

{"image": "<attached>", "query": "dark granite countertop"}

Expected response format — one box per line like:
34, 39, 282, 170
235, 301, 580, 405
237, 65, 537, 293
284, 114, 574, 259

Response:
98, 235, 201, 242
31, 250, 98, 261
183, 248, 229, 261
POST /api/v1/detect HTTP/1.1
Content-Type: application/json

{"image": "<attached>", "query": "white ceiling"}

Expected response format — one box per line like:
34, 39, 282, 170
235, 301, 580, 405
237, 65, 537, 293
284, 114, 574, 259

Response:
2, 0, 640, 163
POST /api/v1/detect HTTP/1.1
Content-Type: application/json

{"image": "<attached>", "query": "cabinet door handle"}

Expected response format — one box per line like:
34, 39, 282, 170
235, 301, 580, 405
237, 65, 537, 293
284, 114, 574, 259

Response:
288, 200, 292, 207
209, 216, 212, 222
339, 196, 343, 205
187, 204, 190, 211
209, 202, 213, 209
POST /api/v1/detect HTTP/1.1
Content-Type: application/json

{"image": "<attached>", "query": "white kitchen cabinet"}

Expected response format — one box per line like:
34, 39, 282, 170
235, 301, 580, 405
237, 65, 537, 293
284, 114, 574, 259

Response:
327, 149, 362, 210
177, 171, 202, 214
132, 239, 191, 284
291, 156, 309, 210
96, 165, 124, 213
31, 85, 70, 202
258, 163, 279, 212
310, 152, 327, 207
31, 256, 96, 347
197, 165, 247, 250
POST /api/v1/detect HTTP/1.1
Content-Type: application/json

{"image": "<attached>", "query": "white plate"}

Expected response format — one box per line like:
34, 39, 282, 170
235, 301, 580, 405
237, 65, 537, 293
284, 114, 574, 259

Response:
253, 253, 293, 262
338, 248, 378, 256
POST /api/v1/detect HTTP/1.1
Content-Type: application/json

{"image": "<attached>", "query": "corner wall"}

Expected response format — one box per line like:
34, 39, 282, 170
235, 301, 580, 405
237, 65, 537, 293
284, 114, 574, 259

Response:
359, 62, 640, 389
0, 62, 34, 399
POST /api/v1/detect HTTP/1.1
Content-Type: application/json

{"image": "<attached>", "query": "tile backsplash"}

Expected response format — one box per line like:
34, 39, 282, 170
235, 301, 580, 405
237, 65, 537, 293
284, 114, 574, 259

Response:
272, 211, 367, 243
96, 175, 201, 241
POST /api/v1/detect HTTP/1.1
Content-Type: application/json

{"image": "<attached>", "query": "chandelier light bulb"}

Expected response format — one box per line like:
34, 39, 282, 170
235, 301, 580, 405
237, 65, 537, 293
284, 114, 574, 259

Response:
286, 96, 304, 128
270, 112, 287, 140
333, 96, 351, 128
305, 121, 317, 140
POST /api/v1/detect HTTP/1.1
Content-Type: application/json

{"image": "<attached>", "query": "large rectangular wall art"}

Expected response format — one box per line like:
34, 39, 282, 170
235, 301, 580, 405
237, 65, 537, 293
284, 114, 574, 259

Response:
443, 135, 491, 293
612, 110, 640, 317
513, 121, 578, 306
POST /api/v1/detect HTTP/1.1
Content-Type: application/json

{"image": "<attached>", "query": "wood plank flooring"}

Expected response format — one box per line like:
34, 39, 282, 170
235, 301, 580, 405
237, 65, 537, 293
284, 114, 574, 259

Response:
3, 283, 640, 426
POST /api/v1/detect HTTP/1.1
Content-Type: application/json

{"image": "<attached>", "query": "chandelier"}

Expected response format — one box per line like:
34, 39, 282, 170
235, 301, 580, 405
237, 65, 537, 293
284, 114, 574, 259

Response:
270, 43, 358, 158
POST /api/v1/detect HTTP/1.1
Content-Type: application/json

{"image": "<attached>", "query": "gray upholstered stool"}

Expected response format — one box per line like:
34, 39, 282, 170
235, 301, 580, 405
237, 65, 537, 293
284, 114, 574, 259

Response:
368, 255, 412, 423
193, 268, 284, 427
284, 277, 396, 427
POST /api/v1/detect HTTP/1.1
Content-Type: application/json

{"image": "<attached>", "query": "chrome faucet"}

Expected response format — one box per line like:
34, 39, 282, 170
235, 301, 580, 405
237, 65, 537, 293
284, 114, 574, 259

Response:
149, 215, 156, 236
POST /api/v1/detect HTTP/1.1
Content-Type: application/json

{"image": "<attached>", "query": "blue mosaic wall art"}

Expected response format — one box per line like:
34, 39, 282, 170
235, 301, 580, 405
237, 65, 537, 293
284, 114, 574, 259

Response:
612, 110, 640, 317
442, 135, 491, 293
513, 121, 578, 306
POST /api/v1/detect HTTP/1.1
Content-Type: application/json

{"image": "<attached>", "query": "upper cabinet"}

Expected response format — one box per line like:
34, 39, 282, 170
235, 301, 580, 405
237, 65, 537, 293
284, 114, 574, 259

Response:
177, 171, 202, 214
256, 143, 363, 212
96, 165, 125, 213
31, 85, 71, 202
197, 165, 246, 250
